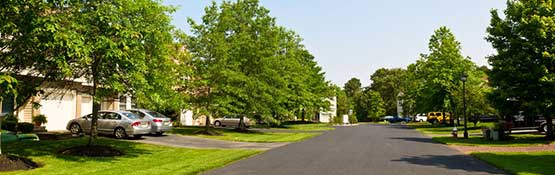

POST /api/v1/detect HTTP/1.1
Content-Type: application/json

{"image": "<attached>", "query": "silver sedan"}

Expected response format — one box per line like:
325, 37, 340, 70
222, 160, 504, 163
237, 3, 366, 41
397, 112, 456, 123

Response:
66, 110, 151, 139
127, 109, 172, 135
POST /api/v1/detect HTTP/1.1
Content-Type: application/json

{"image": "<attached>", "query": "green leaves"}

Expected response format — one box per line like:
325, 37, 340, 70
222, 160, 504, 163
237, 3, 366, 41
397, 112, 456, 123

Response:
188, 0, 331, 123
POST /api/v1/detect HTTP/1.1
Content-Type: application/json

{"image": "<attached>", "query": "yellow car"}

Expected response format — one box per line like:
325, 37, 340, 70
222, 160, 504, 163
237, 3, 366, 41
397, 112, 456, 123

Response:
427, 112, 451, 124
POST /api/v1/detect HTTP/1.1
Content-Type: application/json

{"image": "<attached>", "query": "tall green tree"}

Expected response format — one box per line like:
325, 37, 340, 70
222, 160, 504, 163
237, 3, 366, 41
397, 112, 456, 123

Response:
414, 26, 479, 124
370, 68, 407, 116
354, 88, 385, 121
2, 0, 182, 145
187, 0, 331, 130
487, 0, 555, 139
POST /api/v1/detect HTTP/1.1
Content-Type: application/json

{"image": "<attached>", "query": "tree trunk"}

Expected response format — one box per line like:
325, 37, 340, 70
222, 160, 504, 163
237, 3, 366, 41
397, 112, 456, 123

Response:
87, 77, 99, 146
546, 115, 555, 140
301, 108, 306, 122
204, 114, 210, 132
238, 115, 246, 131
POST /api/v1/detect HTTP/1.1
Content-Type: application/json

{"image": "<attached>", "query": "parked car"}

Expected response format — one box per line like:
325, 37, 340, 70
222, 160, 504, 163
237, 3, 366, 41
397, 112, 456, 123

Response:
127, 109, 172, 135
214, 115, 250, 128
383, 116, 410, 123
427, 112, 451, 124
469, 114, 499, 123
415, 113, 427, 122
66, 110, 151, 139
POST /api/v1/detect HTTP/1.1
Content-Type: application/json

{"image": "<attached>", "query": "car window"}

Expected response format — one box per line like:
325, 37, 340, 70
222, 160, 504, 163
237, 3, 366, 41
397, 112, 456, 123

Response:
130, 111, 146, 119
121, 112, 139, 120
104, 113, 121, 120
146, 111, 167, 118
429, 113, 435, 116
436, 113, 441, 116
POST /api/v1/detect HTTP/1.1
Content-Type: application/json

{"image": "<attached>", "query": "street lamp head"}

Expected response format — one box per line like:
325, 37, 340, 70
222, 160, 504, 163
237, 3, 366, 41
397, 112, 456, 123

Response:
460, 73, 468, 82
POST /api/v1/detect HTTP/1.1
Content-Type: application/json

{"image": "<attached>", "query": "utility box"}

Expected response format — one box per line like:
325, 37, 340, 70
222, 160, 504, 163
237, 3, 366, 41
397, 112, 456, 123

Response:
343, 115, 349, 124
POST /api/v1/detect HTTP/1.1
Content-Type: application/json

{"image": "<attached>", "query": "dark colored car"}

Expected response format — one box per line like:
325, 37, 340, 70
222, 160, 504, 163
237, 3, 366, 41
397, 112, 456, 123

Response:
469, 114, 500, 123
384, 116, 411, 123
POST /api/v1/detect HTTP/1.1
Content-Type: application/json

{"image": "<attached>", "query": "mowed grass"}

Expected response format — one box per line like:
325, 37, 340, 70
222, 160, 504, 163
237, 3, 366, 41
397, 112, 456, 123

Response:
432, 134, 553, 147
170, 127, 319, 143
472, 151, 555, 175
407, 122, 496, 135
0, 137, 260, 175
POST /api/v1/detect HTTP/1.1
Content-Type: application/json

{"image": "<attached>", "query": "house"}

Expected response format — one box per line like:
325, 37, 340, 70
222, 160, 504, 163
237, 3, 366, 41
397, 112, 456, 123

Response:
316, 97, 337, 123
0, 78, 135, 131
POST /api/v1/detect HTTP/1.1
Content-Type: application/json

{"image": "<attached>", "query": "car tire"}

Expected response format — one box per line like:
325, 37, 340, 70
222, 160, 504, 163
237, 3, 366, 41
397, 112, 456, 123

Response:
419, 119, 424, 122
214, 121, 221, 127
543, 124, 554, 133
155, 132, 164, 136
133, 135, 142, 139
69, 123, 82, 135
114, 127, 127, 139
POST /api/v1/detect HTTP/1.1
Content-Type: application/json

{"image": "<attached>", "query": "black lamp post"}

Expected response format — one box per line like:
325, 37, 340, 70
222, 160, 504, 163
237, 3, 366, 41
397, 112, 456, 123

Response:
461, 73, 468, 139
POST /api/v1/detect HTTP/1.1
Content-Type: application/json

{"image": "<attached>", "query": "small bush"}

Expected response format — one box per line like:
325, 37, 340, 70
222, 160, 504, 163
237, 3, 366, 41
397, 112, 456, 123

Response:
17, 122, 35, 133
2, 121, 17, 131
32, 114, 48, 125
349, 115, 358, 124
4, 113, 18, 122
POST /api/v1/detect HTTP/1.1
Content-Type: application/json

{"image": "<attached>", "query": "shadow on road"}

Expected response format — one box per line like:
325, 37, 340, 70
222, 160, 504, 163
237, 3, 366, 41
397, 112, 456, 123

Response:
392, 154, 505, 174
389, 137, 441, 144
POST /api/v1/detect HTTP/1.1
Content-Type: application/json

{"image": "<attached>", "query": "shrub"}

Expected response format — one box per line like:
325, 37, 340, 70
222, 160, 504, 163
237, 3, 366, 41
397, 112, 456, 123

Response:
4, 113, 18, 122
17, 122, 35, 133
2, 121, 17, 131
349, 115, 358, 124
32, 114, 48, 126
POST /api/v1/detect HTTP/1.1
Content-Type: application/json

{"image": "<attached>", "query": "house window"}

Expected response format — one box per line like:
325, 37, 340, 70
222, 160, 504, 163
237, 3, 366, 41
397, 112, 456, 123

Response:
119, 96, 127, 110
1, 94, 14, 114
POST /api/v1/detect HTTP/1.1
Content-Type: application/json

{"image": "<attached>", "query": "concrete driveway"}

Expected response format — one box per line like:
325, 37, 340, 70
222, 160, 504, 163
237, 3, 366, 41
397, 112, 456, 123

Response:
204, 124, 506, 175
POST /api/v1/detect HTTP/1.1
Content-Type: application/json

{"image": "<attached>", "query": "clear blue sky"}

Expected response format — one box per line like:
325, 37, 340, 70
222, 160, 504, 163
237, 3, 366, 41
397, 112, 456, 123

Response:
163, 0, 507, 87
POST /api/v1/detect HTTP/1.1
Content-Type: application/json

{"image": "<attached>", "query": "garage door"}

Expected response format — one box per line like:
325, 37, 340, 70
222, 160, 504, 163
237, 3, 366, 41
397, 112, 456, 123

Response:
81, 95, 93, 117
40, 92, 75, 131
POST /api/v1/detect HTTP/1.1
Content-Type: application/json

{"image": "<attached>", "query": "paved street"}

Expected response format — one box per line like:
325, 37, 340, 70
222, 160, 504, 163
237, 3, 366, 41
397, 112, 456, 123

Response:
205, 124, 506, 175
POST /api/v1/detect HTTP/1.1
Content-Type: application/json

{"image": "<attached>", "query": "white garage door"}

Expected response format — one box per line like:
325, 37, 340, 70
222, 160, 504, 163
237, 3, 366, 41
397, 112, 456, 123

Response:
40, 92, 75, 131
81, 95, 93, 117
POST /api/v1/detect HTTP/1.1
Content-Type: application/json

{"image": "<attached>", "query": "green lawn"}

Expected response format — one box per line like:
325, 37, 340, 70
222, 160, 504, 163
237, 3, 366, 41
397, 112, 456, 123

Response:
473, 151, 555, 175
170, 127, 320, 143
432, 134, 553, 147
407, 122, 496, 135
0, 137, 260, 175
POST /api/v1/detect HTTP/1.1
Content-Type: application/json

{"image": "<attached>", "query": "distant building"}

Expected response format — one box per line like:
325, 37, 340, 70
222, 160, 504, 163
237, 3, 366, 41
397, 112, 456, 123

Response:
317, 97, 337, 123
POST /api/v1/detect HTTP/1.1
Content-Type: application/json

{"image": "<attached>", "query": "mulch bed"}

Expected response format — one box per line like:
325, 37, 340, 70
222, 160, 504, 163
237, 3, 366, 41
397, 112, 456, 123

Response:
58, 145, 124, 157
0, 155, 40, 172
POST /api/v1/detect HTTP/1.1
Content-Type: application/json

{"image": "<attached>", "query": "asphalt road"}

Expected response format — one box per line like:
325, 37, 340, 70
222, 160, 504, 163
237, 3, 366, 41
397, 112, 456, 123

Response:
204, 124, 506, 175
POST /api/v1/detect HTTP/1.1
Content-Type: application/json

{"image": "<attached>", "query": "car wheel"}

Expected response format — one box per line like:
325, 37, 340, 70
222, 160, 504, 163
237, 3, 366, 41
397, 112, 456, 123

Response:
214, 121, 221, 127
114, 127, 127, 139
543, 124, 554, 133
155, 132, 164, 136
133, 135, 142, 139
70, 123, 81, 135
419, 119, 424, 122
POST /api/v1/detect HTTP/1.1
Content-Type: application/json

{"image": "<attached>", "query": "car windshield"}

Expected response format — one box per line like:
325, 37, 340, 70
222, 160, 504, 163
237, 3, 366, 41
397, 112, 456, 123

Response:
121, 112, 139, 120
147, 111, 167, 118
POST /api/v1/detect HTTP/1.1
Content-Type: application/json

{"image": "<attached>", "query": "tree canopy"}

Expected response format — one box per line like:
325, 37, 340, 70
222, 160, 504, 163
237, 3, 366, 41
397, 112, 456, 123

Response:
487, 0, 555, 139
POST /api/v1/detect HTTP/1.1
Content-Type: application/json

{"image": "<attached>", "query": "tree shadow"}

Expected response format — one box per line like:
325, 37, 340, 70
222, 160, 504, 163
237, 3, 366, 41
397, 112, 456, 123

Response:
5, 137, 151, 163
389, 137, 441, 144
392, 154, 505, 174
